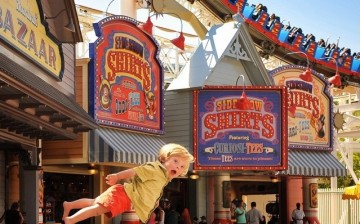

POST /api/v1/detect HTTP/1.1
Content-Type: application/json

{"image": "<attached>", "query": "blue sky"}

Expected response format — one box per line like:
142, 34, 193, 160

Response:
75, 0, 360, 54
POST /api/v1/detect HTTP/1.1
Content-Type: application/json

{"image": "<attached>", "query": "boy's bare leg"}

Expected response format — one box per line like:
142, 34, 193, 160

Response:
63, 198, 95, 220
63, 203, 109, 224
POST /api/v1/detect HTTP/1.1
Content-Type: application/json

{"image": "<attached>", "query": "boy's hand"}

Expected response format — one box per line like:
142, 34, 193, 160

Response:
105, 169, 135, 185
105, 174, 118, 185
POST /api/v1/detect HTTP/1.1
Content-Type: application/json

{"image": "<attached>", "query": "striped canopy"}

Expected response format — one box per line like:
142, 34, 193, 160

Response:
89, 127, 166, 165
278, 150, 347, 177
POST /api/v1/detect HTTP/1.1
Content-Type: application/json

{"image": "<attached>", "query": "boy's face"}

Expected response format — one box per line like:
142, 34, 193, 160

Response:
163, 156, 187, 179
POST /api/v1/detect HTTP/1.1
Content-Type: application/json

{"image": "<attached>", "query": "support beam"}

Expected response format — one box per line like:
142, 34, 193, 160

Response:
335, 139, 359, 184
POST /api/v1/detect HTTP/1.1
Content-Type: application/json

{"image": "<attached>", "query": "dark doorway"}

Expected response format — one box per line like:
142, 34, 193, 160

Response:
43, 172, 93, 223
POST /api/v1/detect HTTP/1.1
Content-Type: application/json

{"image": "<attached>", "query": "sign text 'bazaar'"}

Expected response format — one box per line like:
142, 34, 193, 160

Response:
193, 86, 288, 170
0, 0, 63, 79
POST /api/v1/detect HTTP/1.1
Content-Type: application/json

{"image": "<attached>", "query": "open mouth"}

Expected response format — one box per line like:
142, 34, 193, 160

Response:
170, 170, 177, 176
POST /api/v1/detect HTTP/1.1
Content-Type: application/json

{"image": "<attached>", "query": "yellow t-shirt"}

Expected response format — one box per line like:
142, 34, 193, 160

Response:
124, 161, 169, 223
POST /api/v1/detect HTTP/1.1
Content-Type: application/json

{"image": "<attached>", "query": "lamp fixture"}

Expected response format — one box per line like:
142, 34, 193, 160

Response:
45, 9, 75, 33
139, 16, 154, 35
88, 163, 97, 175
284, 51, 312, 82
235, 74, 251, 110
232, 4, 245, 28
232, 13, 244, 26
320, 57, 341, 87
270, 176, 279, 183
188, 171, 199, 180
140, 3, 186, 51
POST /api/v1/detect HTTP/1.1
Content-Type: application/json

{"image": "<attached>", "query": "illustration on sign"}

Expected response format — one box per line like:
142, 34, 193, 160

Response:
193, 86, 288, 170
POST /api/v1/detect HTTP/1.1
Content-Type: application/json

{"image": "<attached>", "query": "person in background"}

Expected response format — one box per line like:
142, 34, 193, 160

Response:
164, 201, 179, 224
62, 143, 194, 224
179, 207, 192, 224
291, 203, 305, 224
199, 215, 207, 224
233, 199, 246, 224
157, 202, 165, 224
260, 215, 266, 224
252, 3, 264, 20
245, 202, 264, 224
192, 216, 199, 224
0, 202, 24, 224
317, 38, 326, 47
147, 208, 157, 224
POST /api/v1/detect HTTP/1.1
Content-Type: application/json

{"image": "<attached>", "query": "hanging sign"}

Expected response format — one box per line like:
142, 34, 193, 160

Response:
193, 86, 288, 170
270, 65, 333, 150
89, 16, 164, 134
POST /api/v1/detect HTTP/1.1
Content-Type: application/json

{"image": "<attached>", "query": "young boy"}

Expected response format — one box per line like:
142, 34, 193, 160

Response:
62, 143, 194, 224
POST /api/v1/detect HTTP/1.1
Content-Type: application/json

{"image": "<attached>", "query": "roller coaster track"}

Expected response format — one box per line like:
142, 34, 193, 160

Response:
217, 0, 360, 88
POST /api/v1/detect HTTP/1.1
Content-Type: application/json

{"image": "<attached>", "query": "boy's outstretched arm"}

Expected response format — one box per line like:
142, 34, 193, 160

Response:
105, 168, 136, 185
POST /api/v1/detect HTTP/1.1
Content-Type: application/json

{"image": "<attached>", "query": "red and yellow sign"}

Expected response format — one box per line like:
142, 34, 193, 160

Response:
0, 0, 63, 79
270, 65, 333, 150
309, 183, 318, 208
89, 16, 164, 134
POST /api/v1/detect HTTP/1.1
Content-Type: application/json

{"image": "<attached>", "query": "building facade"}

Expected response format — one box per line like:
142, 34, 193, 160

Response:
0, 0, 97, 223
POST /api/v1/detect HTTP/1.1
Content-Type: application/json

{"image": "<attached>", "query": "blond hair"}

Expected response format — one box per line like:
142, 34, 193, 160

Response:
158, 143, 194, 176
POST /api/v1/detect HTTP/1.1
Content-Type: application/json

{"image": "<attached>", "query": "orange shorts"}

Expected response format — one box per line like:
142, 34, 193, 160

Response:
96, 184, 132, 218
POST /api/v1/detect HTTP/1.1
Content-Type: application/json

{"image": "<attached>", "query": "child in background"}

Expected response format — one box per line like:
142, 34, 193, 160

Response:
62, 143, 194, 224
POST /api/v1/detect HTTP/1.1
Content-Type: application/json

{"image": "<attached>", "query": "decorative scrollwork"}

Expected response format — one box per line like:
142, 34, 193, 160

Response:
259, 40, 276, 59
227, 35, 250, 61
339, 75, 349, 89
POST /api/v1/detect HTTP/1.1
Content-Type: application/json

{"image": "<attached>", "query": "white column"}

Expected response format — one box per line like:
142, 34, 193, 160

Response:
197, 175, 208, 219
212, 174, 232, 224
303, 178, 320, 224
119, 0, 136, 18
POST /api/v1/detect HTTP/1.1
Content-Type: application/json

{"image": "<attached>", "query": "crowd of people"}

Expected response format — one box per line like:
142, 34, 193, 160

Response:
230, 199, 305, 224
250, 3, 360, 59
232, 199, 266, 224
147, 198, 208, 224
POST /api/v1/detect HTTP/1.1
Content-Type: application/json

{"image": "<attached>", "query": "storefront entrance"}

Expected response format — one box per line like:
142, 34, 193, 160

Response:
228, 181, 281, 224
43, 173, 93, 223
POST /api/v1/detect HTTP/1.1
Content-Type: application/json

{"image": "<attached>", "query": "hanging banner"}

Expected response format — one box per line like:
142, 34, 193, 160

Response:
270, 65, 333, 150
193, 86, 288, 170
89, 16, 164, 134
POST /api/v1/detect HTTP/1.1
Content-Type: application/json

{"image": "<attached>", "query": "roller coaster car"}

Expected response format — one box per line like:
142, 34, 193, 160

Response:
265, 14, 280, 30
251, 3, 265, 20
222, 0, 360, 77
287, 27, 302, 44
302, 34, 316, 50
